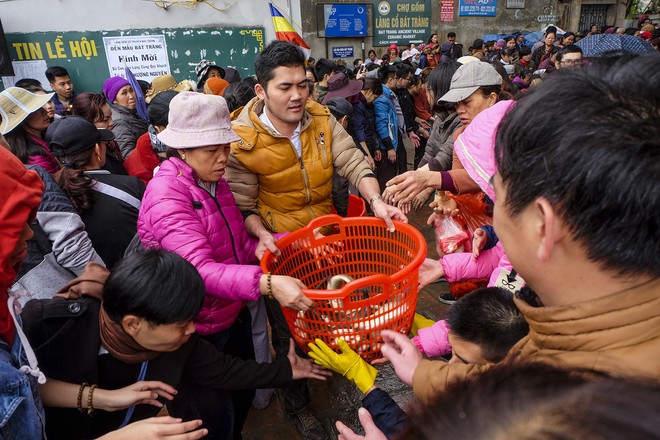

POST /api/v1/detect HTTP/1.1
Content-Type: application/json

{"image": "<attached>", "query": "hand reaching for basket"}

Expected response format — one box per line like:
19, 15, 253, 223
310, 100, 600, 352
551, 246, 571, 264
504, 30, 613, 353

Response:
336, 408, 387, 440
370, 197, 408, 233
384, 169, 438, 206
97, 417, 207, 440
307, 338, 378, 394
426, 196, 459, 222
372, 330, 422, 387
261, 275, 314, 311
417, 258, 446, 291
288, 339, 333, 381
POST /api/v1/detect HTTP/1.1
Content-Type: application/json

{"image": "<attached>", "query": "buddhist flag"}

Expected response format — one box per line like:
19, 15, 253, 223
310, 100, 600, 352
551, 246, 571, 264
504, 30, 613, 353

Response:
269, 3, 311, 59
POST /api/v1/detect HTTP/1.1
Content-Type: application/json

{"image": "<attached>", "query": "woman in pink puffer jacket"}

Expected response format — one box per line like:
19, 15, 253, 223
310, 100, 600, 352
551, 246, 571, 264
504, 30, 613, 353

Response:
415, 100, 522, 357
138, 92, 313, 335
137, 92, 313, 437
140, 156, 264, 332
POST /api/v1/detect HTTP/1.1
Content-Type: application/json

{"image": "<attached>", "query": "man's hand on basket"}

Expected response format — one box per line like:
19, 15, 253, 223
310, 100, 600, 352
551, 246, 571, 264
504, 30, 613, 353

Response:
371, 198, 408, 233
287, 339, 333, 381
373, 330, 422, 386
308, 338, 378, 394
262, 275, 314, 311
255, 231, 281, 260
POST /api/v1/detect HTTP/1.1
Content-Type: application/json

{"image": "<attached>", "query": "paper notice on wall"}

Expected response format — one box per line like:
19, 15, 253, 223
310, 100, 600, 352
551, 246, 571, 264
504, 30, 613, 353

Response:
103, 35, 170, 83
2, 60, 49, 89
441, 1, 454, 22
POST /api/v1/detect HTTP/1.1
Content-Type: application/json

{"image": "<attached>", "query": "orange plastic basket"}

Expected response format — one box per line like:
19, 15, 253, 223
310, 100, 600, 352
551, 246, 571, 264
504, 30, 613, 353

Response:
331, 194, 367, 217
260, 215, 427, 361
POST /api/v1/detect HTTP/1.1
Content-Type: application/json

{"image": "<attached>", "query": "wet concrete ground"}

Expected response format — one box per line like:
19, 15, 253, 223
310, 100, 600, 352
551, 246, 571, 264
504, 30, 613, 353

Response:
244, 205, 450, 440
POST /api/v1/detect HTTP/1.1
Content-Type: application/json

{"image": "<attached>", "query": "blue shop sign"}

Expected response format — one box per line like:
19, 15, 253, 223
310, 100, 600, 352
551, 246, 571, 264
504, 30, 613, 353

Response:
332, 46, 355, 59
459, 0, 497, 17
325, 4, 367, 37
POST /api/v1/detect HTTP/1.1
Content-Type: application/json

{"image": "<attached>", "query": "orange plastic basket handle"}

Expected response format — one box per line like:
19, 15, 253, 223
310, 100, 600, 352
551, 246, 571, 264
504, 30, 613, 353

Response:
259, 214, 344, 273
302, 273, 393, 300
305, 214, 343, 240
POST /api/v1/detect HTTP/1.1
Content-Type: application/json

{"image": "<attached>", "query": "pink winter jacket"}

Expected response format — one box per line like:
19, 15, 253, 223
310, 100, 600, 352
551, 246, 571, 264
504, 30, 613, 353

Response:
413, 319, 451, 357
441, 242, 510, 286
453, 100, 514, 201
26, 135, 60, 175
417, 245, 515, 356
138, 157, 262, 335
439, 100, 517, 285
417, 101, 517, 357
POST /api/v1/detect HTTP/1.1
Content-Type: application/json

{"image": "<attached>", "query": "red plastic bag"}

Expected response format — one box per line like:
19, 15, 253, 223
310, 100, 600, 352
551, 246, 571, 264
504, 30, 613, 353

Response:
433, 215, 469, 257
431, 191, 469, 257
451, 192, 492, 233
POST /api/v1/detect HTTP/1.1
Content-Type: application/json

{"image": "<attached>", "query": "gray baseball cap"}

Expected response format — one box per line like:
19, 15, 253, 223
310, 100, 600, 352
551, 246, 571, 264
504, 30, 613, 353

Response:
439, 61, 502, 103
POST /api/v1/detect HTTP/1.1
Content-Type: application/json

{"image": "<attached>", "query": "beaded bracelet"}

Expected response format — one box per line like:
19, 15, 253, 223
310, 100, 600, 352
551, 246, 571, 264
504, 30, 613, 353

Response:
266, 273, 274, 300
87, 384, 98, 416
77, 383, 89, 413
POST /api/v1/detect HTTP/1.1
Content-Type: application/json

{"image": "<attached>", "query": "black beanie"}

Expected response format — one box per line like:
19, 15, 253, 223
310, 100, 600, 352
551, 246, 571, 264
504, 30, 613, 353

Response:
147, 90, 178, 127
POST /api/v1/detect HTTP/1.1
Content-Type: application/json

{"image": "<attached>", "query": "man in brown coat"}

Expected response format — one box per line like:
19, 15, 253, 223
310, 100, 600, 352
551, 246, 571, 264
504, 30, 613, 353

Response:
380, 53, 660, 405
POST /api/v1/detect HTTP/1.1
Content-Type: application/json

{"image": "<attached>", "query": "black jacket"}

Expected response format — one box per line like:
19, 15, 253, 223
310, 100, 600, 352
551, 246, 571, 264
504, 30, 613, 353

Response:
449, 43, 463, 61
81, 171, 145, 269
363, 103, 379, 155
21, 296, 292, 439
394, 88, 419, 134
363, 388, 408, 438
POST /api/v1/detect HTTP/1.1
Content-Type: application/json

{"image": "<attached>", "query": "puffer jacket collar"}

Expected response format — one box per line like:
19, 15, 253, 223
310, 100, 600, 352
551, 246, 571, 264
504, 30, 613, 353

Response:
158, 155, 197, 182
110, 102, 137, 117
515, 278, 660, 353
439, 111, 458, 129
232, 97, 330, 151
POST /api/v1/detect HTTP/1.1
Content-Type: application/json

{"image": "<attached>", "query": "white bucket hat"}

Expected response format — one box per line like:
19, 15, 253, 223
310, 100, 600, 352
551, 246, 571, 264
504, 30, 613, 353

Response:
157, 91, 241, 149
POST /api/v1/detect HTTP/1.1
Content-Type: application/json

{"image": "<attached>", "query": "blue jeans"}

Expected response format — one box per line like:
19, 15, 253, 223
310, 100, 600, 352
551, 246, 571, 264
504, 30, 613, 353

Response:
0, 337, 46, 440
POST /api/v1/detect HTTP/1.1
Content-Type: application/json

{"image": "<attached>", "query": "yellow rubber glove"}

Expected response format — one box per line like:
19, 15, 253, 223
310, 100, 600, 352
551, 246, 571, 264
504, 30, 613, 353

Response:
411, 313, 435, 336
307, 338, 377, 394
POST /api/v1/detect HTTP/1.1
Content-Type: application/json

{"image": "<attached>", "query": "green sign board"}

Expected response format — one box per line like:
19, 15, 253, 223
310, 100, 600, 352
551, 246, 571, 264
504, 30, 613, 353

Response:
373, 0, 431, 46
3, 26, 265, 92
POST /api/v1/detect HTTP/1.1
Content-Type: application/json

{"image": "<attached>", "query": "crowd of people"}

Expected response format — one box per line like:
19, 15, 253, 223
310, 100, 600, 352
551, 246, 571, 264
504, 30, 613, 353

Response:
0, 15, 659, 440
